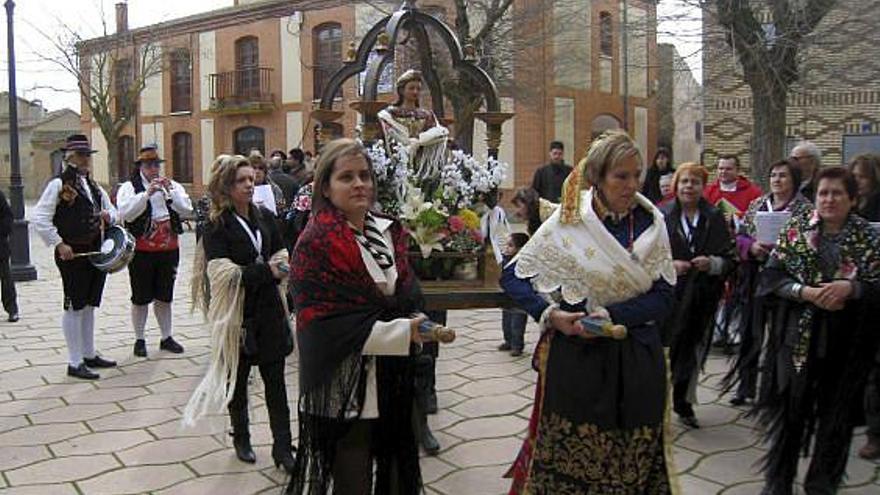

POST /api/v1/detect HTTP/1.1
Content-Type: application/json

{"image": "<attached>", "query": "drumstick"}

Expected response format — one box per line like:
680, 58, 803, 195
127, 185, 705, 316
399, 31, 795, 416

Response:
72, 251, 103, 258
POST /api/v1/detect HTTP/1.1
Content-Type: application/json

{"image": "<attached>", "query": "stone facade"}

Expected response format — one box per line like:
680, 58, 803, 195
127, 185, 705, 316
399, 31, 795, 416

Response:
658, 43, 702, 164
0, 94, 80, 199
702, 0, 880, 170
80, 0, 658, 194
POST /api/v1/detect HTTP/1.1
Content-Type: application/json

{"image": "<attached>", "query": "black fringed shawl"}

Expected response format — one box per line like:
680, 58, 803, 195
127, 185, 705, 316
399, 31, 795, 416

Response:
286, 207, 423, 495
751, 211, 880, 481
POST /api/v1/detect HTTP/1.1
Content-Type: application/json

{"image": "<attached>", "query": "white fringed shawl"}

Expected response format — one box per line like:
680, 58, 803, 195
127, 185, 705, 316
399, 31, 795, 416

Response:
513, 188, 676, 312
182, 246, 289, 427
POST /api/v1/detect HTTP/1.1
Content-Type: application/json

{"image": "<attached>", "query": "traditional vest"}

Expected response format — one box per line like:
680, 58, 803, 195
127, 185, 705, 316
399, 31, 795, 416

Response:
125, 174, 183, 238
52, 165, 102, 246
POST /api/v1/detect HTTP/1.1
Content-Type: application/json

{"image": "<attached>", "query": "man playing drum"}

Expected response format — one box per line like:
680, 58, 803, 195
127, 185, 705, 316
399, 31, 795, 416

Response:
32, 134, 118, 380
116, 144, 193, 358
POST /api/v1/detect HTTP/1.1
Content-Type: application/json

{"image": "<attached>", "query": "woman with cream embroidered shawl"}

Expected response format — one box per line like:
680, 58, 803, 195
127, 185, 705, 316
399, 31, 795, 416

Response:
183, 155, 294, 472
286, 139, 426, 494
501, 130, 677, 494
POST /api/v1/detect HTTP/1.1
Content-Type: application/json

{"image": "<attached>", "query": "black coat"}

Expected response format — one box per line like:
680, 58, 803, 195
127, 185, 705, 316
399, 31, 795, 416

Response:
0, 189, 11, 259
203, 206, 292, 364
857, 192, 880, 222
662, 199, 736, 372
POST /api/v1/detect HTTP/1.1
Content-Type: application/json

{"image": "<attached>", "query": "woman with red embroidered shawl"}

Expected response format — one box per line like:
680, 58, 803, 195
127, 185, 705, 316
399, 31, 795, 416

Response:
750, 167, 880, 495
286, 139, 425, 494
501, 131, 677, 493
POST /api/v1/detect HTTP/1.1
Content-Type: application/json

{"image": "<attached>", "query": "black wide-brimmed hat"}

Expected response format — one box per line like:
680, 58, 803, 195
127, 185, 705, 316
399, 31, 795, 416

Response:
62, 134, 98, 154
134, 144, 165, 165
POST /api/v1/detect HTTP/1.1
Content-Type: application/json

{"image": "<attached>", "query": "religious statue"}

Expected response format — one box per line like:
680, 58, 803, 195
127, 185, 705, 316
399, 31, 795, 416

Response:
378, 69, 449, 183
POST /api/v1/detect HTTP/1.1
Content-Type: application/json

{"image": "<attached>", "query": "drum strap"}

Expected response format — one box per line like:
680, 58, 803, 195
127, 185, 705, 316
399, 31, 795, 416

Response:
234, 214, 263, 263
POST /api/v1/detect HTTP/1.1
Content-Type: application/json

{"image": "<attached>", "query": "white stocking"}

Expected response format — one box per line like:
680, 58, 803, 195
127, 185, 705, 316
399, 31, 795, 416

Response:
153, 301, 173, 339
81, 306, 96, 359
132, 304, 149, 340
62, 309, 83, 366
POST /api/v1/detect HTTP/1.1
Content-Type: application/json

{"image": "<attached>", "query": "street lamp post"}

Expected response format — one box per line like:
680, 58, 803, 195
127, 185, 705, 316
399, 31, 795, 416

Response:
5, 0, 37, 282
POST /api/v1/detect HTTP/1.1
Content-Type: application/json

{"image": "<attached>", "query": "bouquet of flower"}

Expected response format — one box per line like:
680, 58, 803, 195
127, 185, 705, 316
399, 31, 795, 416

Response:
366, 139, 507, 258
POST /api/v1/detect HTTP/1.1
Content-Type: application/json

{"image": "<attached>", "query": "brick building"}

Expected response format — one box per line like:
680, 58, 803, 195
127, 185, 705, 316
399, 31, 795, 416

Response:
657, 43, 702, 164
702, 0, 880, 171
80, 0, 659, 194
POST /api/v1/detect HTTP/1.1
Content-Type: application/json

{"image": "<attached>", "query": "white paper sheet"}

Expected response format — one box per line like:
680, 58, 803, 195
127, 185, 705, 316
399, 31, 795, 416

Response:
755, 211, 791, 245
253, 184, 277, 215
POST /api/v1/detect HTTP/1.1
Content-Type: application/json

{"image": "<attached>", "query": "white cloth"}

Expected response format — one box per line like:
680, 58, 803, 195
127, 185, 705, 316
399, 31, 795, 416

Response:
116, 173, 193, 224
513, 188, 676, 312
32, 168, 117, 248
154, 301, 173, 339
354, 216, 411, 419
481, 206, 511, 265
720, 181, 738, 192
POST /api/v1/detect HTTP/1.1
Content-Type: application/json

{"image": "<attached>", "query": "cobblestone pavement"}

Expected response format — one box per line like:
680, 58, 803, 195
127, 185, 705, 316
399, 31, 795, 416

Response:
1, 227, 878, 494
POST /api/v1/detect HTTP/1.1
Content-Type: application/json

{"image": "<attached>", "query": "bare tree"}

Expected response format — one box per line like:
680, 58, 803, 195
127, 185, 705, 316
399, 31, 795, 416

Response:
32, 12, 163, 184
709, 0, 838, 181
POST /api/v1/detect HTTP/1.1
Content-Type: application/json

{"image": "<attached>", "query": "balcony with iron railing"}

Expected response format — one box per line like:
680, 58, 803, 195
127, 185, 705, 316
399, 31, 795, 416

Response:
209, 67, 275, 114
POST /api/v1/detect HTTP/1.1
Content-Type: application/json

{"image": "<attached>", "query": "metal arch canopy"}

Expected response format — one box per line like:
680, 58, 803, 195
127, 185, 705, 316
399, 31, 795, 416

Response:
316, 2, 501, 115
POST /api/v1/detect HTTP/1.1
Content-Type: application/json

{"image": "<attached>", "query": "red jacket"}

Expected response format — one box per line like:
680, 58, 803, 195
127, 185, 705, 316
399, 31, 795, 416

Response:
703, 176, 763, 216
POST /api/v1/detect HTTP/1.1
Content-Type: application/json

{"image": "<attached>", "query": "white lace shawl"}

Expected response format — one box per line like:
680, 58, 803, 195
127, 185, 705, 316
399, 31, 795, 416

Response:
513, 188, 676, 311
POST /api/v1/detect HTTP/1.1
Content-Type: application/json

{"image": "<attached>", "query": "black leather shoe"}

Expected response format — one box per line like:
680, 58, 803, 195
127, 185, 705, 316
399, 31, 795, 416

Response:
420, 424, 440, 455
67, 364, 99, 380
7, 313, 19, 322
160, 336, 184, 354
233, 435, 256, 464
84, 355, 116, 368
679, 414, 700, 429
498, 342, 512, 351
272, 445, 296, 473
133, 339, 147, 357
510, 348, 524, 357
425, 392, 438, 415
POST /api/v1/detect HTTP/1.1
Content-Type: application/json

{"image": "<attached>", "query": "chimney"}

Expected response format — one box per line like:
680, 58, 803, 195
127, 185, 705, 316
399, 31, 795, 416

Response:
116, 2, 128, 33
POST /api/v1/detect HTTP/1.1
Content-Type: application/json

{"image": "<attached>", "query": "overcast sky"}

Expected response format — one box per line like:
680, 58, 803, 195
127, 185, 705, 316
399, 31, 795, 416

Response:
0, 0, 702, 113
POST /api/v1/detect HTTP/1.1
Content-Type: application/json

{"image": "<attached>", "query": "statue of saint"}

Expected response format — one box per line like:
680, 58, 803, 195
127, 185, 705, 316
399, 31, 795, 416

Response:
378, 69, 449, 182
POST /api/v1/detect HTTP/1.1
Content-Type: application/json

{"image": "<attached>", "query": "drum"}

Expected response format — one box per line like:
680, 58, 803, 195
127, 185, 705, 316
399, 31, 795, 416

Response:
90, 225, 135, 273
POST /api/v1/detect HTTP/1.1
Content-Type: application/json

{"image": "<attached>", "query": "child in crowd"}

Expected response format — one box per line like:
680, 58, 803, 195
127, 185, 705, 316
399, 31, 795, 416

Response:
499, 232, 531, 356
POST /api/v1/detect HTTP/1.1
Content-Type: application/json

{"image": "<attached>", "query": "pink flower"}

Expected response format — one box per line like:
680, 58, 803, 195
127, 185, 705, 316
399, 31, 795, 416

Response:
808, 210, 821, 227
807, 231, 820, 250
470, 229, 483, 243
787, 228, 799, 243
838, 259, 858, 280
448, 216, 465, 233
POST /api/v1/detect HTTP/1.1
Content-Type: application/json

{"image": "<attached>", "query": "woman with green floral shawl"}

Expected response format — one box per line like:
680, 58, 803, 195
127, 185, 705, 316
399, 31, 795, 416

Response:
755, 167, 880, 495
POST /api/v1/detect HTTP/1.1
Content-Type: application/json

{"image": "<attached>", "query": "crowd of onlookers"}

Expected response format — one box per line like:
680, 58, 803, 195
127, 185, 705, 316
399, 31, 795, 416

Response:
502, 138, 880, 494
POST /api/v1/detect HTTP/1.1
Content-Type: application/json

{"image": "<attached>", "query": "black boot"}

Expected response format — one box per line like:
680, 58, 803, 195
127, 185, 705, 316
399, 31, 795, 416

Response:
412, 402, 440, 455
232, 432, 256, 464
272, 442, 295, 473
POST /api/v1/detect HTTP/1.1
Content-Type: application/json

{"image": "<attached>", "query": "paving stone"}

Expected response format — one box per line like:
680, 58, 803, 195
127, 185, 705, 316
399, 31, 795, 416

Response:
0, 446, 52, 471
450, 394, 531, 418
88, 407, 180, 431
62, 386, 148, 404
676, 423, 758, 454
419, 456, 458, 484
156, 472, 275, 495
188, 445, 275, 475
440, 437, 522, 468
118, 436, 223, 465
76, 465, 193, 494
0, 484, 79, 495
0, 423, 89, 447
5, 454, 119, 485
50, 430, 154, 456
0, 414, 28, 433
29, 403, 121, 424
445, 416, 527, 440
676, 473, 726, 494
691, 448, 765, 485
10, 382, 94, 399
456, 376, 531, 398
149, 415, 227, 438
431, 465, 510, 495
